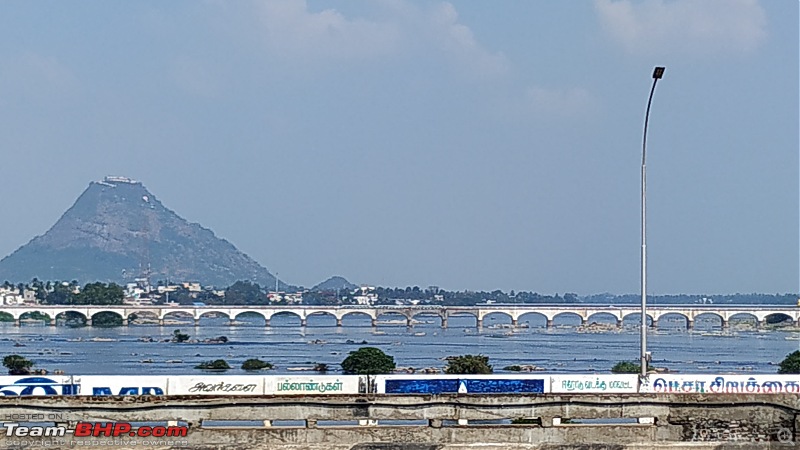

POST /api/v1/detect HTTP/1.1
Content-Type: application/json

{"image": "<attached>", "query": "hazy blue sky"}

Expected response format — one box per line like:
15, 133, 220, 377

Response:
0, 0, 796, 294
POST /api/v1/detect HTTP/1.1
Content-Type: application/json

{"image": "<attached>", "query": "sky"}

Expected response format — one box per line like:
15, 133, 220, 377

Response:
0, 0, 797, 295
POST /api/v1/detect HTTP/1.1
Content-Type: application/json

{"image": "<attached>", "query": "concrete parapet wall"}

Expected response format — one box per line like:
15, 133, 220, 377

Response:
0, 394, 798, 449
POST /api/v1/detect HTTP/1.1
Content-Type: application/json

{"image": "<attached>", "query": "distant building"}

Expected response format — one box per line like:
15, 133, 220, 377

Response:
353, 286, 378, 306
0, 287, 35, 305
182, 282, 202, 293
268, 292, 303, 304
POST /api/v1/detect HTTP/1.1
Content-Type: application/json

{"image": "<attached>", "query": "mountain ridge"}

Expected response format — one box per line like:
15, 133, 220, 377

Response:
0, 177, 281, 288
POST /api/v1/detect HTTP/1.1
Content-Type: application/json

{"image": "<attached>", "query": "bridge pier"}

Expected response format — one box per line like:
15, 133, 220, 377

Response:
158, 318, 164, 326
300, 318, 307, 327
476, 318, 483, 328
441, 317, 448, 328
264, 318, 270, 327
580, 318, 588, 327
686, 320, 693, 331
194, 318, 200, 327
336, 318, 343, 327
757, 320, 765, 329
406, 317, 412, 328
616, 319, 623, 328
13, 318, 19, 327
49, 318, 56, 326
721, 319, 729, 330
122, 319, 128, 326
228, 319, 236, 327
371, 318, 377, 327
85, 318, 92, 327
546, 319, 553, 328
511, 318, 518, 327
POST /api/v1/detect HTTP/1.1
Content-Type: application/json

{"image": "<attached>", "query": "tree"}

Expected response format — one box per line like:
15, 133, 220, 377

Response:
445, 355, 493, 374
224, 281, 265, 305
341, 347, 395, 375
172, 330, 190, 343
92, 312, 123, 327
73, 282, 124, 305
611, 361, 654, 374
3, 355, 34, 375
778, 351, 800, 374
242, 359, 273, 371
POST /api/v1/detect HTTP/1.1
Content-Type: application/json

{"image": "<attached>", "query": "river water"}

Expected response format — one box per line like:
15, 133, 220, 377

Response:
1, 312, 798, 376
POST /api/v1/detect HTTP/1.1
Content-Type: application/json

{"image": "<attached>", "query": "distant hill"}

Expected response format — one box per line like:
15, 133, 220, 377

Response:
313, 276, 357, 291
0, 177, 283, 289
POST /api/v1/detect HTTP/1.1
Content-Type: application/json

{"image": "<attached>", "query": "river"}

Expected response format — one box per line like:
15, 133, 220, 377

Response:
1, 312, 798, 376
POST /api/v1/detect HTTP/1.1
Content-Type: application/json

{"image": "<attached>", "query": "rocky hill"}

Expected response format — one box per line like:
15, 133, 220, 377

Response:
312, 276, 357, 291
0, 177, 280, 288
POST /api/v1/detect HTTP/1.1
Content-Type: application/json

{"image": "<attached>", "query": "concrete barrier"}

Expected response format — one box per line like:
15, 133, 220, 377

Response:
0, 393, 798, 449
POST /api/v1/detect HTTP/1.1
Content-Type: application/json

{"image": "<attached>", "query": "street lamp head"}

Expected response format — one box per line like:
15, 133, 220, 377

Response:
652, 67, 665, 79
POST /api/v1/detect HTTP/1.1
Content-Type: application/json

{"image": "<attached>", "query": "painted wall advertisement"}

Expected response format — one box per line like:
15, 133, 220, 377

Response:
264, 375, 361, 395
640, 374, 800, 394
168, 376, 265, 395
549, 375, 638, 393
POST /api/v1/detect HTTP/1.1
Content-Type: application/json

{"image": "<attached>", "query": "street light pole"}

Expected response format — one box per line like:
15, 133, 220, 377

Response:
641, 66, 665, 378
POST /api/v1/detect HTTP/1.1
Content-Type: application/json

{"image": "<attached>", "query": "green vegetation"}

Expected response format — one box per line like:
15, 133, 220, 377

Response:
224, 280, 267, 305
445, 355, 493, 374
172, 330, 190, 343
3, 355, 34, 375
778, 351, 800, 374
341, 347, 395, 375
73, 282, 124, 305
59, 311, 88, 327
611, 361, 654, 374
503, 365, 522, 372
241, 359, 273, 371
195, 359, 231, 370
0, 312, 13, 322
91, 312, 123, 327
20, 311, 50, 322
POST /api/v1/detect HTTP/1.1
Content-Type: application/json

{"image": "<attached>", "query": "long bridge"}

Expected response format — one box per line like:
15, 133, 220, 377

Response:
0, 304, 798, 329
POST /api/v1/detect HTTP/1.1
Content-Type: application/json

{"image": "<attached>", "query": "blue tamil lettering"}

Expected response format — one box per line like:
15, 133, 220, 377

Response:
92, 386, 165, 396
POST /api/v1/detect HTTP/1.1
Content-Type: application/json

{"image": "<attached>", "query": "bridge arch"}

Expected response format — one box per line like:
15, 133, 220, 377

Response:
693, 312, 724, 328
196, 310, 230, 320
305, 311, 337, 326
444, 311, 479, 327
409, 311, 444, 326
19, 310, 53, 324
341, 311, 375, 321
621, 312, 655, 327
765, 313, 794, 326
654, 312, 689, 329
269, 311, 303, 326
586, 312, 620, 325
728, 312, 758, 325
552, 311, 584, 326
517, 311, 548, 327
233, 311, 268, 323
480, 311, 513, 324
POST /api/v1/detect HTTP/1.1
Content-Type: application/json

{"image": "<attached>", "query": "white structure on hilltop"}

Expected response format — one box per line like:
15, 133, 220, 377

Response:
104, 176, 140, 184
